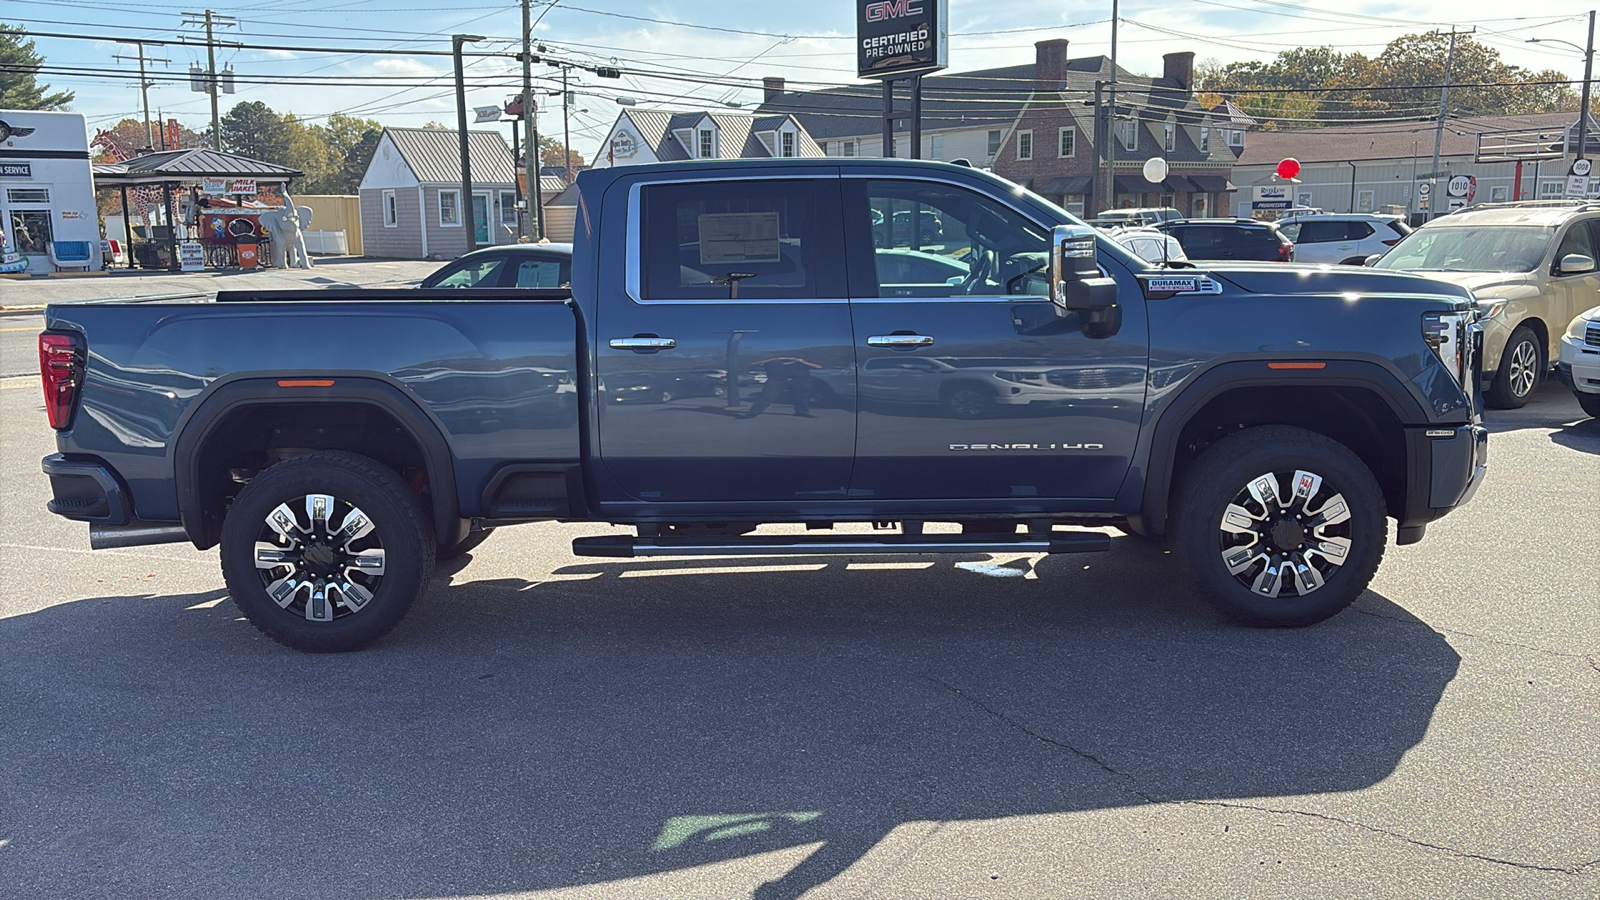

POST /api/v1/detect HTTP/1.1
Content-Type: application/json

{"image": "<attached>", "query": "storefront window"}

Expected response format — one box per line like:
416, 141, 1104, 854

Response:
8, 210, 53, 254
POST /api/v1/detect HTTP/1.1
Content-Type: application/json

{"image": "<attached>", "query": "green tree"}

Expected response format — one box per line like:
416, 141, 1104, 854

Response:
220, 101, 291, 162
539, 136, 585, 172
0, 24, 74, 109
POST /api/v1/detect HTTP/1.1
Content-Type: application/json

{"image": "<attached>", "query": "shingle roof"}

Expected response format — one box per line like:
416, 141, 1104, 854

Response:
1237, 111, 1592, 166
91, 148, 302, 185
615, 108, 823, 159
756, 64, 1036, 141
384, 126, 517, 184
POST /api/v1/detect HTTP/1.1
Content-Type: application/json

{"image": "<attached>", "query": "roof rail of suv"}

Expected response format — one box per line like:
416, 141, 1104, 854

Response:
1475, 199, 1600, 213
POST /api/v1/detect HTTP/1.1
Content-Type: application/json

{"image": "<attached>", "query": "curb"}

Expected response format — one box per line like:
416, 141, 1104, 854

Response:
0, 306, 48, 317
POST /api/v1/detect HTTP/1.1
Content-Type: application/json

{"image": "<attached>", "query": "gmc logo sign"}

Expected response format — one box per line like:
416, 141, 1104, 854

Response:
865, 0, 922, 20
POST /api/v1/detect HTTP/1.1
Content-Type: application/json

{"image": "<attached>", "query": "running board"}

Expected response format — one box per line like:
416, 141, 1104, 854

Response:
571, 532, 1111, 559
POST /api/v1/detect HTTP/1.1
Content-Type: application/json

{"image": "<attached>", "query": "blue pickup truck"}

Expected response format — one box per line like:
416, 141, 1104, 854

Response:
39, 158, 1487, 651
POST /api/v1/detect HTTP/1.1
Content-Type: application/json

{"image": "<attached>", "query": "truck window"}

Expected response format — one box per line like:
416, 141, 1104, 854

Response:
639, 179, 842, 301
862, 180, 1050, 298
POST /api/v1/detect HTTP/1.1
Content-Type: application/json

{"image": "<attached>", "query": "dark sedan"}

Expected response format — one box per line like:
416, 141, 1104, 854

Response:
420, 243, 573, 289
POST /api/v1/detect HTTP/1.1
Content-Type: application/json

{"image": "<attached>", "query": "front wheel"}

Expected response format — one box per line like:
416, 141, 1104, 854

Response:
1487, 326, 1541, 409
220, 451, 435, 652
1170, 426, 1386, 627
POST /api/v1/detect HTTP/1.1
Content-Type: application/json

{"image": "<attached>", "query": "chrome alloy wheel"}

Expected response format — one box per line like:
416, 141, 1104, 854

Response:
252, 494, 386, 622
1218, 470, 1353, 598
1506, 338, 1539, 400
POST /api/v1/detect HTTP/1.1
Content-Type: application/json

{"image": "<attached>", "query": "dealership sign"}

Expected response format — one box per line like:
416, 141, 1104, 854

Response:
1252, 184, 1291, 210
857, 0, 947, 79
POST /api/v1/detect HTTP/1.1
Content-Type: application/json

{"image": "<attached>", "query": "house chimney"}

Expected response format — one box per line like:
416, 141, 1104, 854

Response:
1035, 39, 1070, 92
1163, 51, 1195, 90
763, 76, 785, 103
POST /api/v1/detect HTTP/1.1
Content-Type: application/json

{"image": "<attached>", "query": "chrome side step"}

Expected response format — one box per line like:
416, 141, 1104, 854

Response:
571, 532, 1111, 559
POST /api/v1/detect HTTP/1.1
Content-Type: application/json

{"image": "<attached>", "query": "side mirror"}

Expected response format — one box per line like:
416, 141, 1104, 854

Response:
1560, 253, 1597, 275
1050, 224, 1122, 338
1363, 253, 1383, 267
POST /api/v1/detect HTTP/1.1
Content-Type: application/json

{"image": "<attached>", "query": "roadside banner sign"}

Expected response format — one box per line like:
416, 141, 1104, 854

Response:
473, 106, 502, 123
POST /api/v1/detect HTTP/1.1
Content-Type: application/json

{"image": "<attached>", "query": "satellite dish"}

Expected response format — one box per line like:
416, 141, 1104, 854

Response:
1142, 157, 1169, 183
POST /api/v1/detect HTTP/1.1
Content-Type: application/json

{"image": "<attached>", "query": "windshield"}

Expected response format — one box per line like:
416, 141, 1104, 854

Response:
1374, 225, 1551, 273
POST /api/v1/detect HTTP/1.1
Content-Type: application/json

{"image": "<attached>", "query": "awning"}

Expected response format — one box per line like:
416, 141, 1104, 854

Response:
1114, 174, 1164, 194
1189, 175, 1235, 193
1163, 175, 1198, 193
1042, 176, 1092, 195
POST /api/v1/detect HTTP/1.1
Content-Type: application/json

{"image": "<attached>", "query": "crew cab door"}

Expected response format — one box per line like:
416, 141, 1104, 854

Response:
594, 174, 856, 502
843, 177, 1149, 500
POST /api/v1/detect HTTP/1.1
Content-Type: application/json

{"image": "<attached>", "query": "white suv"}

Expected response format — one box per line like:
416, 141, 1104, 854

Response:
1373, 201, 1600, 408
1558, 305, 1600, 419
1276, 213, 1411, 265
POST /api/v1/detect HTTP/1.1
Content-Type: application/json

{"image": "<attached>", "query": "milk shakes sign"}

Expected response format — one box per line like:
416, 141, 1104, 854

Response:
857, 0, 948, 79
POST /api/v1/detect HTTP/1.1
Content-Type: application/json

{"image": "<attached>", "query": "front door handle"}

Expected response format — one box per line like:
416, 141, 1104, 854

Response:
609, 335, 677, 351
867, 334, 935, 348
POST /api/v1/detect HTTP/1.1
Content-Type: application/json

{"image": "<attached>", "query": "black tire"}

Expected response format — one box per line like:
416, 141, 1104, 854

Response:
1487, 326, 1541, 409
1170, 425, 1386, 627
1577, 392, 1600, 419
220, 451, 435, 652
438, 527, 494, 561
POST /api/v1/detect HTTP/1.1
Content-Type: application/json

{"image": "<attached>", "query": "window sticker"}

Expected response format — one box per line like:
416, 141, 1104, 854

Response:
698, 212, 781, 264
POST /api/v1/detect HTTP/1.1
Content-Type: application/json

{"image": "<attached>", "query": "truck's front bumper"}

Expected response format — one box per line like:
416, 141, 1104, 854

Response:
1397, 423, 1488, 544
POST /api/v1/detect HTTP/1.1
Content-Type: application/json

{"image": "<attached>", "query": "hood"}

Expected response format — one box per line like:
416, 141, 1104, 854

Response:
1206, 262, 1475, 301
1393, 270, 1536, 297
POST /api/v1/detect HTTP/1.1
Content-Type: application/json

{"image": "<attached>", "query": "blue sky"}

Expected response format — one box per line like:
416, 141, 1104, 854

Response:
9, 0, 1592, 159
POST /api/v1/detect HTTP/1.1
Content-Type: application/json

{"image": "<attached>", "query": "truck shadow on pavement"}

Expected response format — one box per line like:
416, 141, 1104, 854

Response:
0, 539, 1461, 900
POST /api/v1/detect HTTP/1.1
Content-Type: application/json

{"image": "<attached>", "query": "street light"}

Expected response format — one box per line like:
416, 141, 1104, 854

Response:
454, 33, 485, 251
1529, 10, 1595, 163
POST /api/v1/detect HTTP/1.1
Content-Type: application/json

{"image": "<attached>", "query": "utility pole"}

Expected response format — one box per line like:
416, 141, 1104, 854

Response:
182, 10, 235, 150
454, 34, 485, 252
1104, 0, 1120, 214
114, 41, 169, 150
1427, 25, 1473, 220
562, 65, 573, 184
521, 0, 540, 240
1580, 10, 1595, 163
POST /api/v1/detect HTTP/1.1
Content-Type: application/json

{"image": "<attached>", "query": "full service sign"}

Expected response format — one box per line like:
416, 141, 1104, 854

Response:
857, 0, 947, 79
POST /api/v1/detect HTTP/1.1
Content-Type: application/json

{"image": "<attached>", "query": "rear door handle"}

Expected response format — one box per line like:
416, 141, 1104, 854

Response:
609, 336, 676, 351
867, 334, 935, 348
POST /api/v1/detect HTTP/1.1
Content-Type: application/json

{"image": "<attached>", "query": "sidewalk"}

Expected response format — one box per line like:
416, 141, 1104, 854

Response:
0, 257, 440, 312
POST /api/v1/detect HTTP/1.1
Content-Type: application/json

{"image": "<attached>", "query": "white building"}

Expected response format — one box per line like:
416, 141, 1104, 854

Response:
1, 110, 103, 272
358, 127, 521, 260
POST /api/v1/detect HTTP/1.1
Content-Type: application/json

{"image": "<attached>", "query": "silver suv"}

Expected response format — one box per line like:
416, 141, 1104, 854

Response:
1276, 213, 1410, 265
1373, 200, 1600, 407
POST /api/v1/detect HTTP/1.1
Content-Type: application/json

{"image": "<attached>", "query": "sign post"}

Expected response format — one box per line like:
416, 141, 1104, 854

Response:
857, 0, 947, 160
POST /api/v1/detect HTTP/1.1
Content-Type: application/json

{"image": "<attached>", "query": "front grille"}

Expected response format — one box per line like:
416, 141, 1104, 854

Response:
1586, 323, 1600, 348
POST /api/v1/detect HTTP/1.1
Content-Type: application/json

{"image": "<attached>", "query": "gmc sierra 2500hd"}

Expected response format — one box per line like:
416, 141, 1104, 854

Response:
40, 158, 1487, 651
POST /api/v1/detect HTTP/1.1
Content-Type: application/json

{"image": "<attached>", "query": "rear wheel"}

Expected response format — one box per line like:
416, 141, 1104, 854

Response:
220, 451, 435, 652
1171, 426, 1386, 627
1487, 326, 1541, 409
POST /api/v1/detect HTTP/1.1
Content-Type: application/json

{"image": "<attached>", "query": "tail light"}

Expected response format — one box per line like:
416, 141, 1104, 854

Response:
1381, 239, 1401, 246
39, 332, 85, 430
1278, 241, 1294, 262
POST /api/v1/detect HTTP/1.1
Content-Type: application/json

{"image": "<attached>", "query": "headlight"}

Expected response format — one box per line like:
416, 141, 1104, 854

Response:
1476, 298, 1507, 320
1568, 314, 1597, 340
1422, 311, 1473, 388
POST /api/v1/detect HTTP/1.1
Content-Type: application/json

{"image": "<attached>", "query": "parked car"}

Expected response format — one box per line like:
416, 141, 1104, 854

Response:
419, 243, 573, 289
1156, 218, 1294, 262
1372, 200, 1600, 407
1557, 304, 1600, 419
1106, 226, 1188, 265
1094, 207, 1183, 227
38, 157, 1485, 651
872, 208, 945, 246
1275, 214, 1410, 265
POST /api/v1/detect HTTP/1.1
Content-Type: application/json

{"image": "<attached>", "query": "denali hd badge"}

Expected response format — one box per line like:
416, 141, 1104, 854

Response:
950, 442, 1105, 451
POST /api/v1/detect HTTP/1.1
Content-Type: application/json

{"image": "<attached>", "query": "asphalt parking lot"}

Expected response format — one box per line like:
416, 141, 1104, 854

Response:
0, 282, 1596, 899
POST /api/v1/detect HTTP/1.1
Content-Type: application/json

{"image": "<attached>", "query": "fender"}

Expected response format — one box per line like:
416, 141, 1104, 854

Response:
171, 376, 460, 549
1128, 359, 1430, 538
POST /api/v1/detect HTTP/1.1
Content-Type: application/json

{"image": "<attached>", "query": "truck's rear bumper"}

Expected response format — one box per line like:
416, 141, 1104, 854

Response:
1397, 423, 1487, 544
42, 454, 130, 524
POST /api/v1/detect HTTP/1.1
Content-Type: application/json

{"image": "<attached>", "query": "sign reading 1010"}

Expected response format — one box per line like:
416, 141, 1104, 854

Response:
857, 0, 948, 79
